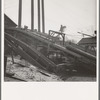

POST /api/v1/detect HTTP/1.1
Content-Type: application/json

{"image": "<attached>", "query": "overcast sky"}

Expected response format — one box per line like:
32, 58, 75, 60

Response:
4, 0, 97, 42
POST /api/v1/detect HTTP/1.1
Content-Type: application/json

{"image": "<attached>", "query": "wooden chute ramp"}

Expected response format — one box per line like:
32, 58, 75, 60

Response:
5, 33, 57, 73
5, 27, 96, 74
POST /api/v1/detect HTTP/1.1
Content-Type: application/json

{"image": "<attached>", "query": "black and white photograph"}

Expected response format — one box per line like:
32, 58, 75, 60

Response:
4, 0, 97, 82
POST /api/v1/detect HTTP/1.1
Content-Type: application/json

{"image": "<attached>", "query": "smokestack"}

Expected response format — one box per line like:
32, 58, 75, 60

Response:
31, 0, 34, 31
41, 0, 45, 33
18, 0, 22, 28
38, 0, 41, 32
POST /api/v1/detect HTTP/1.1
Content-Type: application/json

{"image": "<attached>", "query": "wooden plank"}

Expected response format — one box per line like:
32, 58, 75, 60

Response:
4, 76, 27, 82
5, 39, 47, 70
5, 33, 56, 68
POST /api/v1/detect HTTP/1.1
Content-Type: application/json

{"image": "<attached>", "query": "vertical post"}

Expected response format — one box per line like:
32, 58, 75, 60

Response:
18, 0, 22, 28
11, 51, 14, 64
38, 0, 41, 32
4, 56, 7, 76
31, 0, 34, 31
62, 34, 65, 46
41, 0, 45, 33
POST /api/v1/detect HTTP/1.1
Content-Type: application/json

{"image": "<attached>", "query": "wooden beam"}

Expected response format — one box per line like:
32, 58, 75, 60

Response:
18, 0, 22, 28
38, 0, 41, 32
41, 0, 45, 33
31, 0, 34, 31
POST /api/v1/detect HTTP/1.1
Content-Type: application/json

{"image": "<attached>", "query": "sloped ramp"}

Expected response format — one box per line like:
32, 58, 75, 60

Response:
5, 33, 57, 73
5, 28, 96, 73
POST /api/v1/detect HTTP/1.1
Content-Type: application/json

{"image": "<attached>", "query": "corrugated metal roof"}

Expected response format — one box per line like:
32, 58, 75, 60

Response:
78, 37, 96, 45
